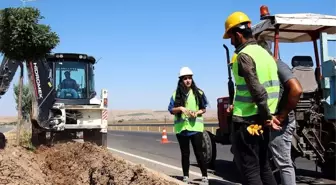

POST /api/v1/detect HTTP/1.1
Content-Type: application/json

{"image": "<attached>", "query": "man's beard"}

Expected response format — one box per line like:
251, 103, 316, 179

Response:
233, 35, 242, 49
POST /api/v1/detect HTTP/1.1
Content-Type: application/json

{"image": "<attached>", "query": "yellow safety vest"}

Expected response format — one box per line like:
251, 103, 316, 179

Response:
232, 44, 280, 117
172, 89, 204, 133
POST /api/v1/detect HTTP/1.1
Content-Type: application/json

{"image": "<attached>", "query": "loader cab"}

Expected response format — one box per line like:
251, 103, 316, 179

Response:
46, 53, 97, 105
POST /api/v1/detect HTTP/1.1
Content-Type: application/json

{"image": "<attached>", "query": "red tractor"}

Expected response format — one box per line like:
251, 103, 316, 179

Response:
202, 5, 336, 180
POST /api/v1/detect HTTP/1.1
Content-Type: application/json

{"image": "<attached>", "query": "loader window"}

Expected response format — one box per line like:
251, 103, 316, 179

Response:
55, 61, 87, 99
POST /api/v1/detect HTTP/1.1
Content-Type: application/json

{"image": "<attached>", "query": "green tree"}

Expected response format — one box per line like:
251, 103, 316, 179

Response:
0, 7, 60, 61
13, 83, 32, 121
0, 7, 59, 145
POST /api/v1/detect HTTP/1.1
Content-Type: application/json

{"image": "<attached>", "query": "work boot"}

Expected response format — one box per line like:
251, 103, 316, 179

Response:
200, 176, 209, 185
182, 176, 190, 184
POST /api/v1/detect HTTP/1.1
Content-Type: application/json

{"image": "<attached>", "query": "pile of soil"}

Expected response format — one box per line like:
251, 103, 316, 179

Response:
0, 141, 180, 185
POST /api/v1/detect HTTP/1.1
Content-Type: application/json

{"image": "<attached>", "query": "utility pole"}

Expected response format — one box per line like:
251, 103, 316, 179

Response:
20, 0, 36, 7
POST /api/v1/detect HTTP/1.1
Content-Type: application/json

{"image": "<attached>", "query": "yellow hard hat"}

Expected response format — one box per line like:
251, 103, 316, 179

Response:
223, 12, 251, 39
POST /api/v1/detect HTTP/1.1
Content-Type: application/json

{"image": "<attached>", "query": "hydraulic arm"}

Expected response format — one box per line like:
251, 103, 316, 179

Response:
0, 57, 19, 97
0, 55, 61, 129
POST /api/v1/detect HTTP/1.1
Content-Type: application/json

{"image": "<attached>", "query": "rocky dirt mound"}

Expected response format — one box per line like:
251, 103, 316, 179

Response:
0, 144, 49, 185
0, 141, 180, 185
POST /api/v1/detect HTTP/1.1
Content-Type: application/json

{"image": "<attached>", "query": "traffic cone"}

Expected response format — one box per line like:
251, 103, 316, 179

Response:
161, 127, 170, 144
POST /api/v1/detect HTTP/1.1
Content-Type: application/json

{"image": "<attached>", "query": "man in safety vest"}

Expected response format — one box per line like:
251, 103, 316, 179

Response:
223, 12, 281, 185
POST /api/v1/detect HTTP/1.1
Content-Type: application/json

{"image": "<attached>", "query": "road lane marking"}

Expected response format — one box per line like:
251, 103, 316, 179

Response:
107, 133, 124, 137
155, 139, 178, 144
107, 147, 238, 184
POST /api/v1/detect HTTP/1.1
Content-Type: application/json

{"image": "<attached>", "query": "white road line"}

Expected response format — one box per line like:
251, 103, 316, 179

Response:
107, 147, 238, 185
155, 139, 178, 144
107, 133, 124, 137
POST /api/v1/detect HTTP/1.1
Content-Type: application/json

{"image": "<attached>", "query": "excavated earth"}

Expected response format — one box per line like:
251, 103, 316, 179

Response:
0, 136, 180, 185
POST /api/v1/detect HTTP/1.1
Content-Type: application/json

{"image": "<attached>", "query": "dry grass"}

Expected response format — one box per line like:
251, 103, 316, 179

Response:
3, 127, 34, 150
3, 129, 17, 143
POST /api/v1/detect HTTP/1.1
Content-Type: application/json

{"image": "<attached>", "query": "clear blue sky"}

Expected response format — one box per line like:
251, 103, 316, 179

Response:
0, 0, 335, 116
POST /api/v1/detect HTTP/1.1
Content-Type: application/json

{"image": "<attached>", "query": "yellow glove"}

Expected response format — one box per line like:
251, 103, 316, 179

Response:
247, 124, 264, 136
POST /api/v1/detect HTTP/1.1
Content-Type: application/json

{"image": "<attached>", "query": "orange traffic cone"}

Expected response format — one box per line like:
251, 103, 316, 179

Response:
161, 127, 170, 144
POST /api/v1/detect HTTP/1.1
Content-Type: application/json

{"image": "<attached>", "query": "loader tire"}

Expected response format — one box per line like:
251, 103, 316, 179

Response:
31, 121, 47, 147
83, 129, 107, 148
202, 130, 217, 169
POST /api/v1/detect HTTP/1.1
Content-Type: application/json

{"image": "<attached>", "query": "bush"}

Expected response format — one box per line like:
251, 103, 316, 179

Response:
14, 83, 32, 121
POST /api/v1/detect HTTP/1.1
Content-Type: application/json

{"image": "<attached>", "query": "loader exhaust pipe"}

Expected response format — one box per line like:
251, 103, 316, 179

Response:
222, 44, 235, 140
223, 44, 235, 105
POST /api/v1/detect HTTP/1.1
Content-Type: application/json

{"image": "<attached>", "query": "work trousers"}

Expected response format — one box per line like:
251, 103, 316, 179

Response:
176, 132, 208, 177
269, 118, 296, 185
232, 122, 277, 185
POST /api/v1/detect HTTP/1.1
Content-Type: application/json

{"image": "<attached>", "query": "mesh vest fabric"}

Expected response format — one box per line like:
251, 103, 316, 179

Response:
172, 90, 204, 134
232, 44, 280, 117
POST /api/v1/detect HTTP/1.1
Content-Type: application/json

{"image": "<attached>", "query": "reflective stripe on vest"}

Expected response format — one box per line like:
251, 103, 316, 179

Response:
172, 89, 204, 133
232, 44, 280, 117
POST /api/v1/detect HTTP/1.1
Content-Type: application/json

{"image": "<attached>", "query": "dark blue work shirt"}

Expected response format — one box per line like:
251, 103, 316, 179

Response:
61, 78, 78, 90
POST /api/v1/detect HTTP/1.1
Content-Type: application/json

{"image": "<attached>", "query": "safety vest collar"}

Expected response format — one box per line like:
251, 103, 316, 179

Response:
234, 39, 258, 54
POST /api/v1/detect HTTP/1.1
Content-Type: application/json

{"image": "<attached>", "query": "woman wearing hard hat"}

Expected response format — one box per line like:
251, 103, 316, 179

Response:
168, 66, 209, 185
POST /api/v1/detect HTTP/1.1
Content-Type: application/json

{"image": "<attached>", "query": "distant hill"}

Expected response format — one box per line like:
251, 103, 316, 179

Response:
0, 116, 17, 125
109, 109, 218, 123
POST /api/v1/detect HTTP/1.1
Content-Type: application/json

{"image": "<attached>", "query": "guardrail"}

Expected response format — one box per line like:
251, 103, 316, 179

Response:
108, 123, 219, 134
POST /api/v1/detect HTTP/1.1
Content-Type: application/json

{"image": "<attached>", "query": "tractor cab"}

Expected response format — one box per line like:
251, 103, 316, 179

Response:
46, 53, 98, 105
252, 6, 336, 122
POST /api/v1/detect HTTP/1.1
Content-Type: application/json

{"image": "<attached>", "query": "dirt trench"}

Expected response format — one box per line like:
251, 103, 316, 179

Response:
0, 139, 180, 185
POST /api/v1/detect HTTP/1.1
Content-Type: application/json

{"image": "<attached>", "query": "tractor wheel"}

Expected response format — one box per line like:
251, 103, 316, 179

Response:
202, 130, 217, 169
83, 129, 107, 147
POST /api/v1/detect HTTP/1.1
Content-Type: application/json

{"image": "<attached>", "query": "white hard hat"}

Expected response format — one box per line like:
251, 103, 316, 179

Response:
179, 67, 193, 77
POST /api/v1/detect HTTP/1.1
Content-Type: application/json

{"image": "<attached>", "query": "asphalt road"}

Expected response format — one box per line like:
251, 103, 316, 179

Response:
106, 130, 336, 185
0, 125, 15, 133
